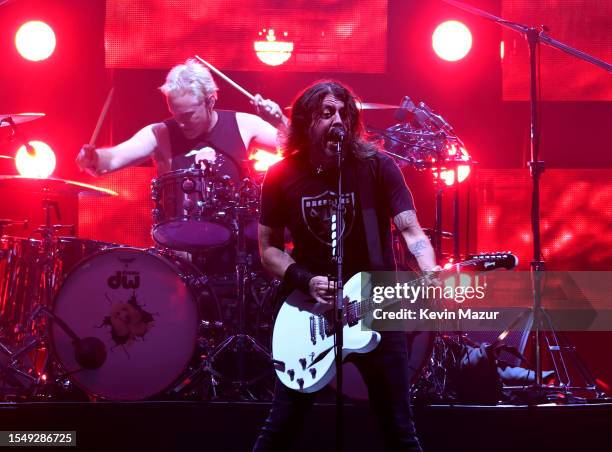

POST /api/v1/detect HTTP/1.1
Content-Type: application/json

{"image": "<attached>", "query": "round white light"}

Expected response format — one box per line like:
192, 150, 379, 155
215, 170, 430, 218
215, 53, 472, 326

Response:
15, 140, 56, 178
432, 20, 472, 62
15, 21, 56, 62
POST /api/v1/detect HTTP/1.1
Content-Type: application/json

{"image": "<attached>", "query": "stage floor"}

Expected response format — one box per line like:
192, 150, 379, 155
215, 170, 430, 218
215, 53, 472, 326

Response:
0, 401, 611, 451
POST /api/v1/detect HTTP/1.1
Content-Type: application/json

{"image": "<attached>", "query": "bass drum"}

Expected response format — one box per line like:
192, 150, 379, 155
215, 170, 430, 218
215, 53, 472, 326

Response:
51, 247, 210, 401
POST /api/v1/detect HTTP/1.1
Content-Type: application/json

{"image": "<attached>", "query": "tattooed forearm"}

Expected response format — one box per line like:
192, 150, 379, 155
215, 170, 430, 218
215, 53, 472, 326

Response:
408, 239, 429, 257
393, 210, 419, 232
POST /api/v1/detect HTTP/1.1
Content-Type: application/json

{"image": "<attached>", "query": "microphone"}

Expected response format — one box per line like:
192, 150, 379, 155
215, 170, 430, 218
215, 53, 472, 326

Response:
39, 308, 108, 370
419, 102, 454, 132
73, 337, 107, 370
395, 96, 416, 122
327, 125, 346, 142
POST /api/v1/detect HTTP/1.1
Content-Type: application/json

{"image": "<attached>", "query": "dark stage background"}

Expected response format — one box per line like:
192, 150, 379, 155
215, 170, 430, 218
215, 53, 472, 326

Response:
0, 0, 611, 390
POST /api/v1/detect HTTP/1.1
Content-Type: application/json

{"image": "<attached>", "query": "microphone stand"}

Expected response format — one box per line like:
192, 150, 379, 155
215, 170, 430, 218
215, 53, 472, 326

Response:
443, 0, 611, 401
332, 140, 345, 451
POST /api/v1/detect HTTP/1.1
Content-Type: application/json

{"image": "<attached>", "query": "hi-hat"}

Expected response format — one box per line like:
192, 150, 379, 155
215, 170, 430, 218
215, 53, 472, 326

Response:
0, 176, 118, 197
0, 113, 45, 127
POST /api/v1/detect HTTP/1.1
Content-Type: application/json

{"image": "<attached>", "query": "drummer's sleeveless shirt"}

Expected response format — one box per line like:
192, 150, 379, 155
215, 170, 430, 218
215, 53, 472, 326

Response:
163, 110, 247, 183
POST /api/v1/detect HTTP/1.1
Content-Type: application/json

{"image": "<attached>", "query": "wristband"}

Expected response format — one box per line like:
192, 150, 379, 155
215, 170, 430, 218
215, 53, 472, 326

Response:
284, 263, 315, 294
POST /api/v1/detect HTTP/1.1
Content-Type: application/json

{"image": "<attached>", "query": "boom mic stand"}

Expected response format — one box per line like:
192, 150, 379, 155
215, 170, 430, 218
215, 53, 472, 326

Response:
443, 0, 612, 401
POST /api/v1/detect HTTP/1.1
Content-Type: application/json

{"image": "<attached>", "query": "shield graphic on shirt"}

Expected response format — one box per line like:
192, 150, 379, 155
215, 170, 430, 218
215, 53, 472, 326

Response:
301, 190, 355, 246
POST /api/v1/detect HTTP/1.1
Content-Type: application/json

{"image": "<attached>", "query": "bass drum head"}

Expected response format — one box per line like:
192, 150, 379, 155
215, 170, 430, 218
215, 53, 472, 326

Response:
51, 247, 199, 401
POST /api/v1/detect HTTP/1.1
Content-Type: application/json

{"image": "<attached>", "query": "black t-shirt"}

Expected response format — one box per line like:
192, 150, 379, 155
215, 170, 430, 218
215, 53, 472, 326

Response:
259, 151, 415, 278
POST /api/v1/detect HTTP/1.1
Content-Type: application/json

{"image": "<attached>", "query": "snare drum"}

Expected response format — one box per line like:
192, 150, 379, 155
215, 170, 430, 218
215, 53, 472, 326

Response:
151, 168, 235, 250
51, 247, 214, 401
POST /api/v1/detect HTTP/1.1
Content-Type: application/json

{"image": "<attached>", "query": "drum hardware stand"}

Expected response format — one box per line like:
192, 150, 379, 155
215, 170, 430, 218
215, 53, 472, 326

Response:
444, 0, 612, 403
0, 337, 39, 397
208, 190, 273, 399
2, 198, 76, 397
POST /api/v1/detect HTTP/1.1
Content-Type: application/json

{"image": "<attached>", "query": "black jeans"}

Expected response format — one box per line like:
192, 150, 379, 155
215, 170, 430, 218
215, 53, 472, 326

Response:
253, 331, 423, 451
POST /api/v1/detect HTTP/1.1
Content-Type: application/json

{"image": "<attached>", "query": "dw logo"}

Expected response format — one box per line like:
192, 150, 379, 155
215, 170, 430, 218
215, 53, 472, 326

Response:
107, 271, 140, 290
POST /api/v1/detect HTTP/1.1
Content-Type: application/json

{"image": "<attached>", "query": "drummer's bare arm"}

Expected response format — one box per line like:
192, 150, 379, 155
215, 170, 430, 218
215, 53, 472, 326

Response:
76, 123, 164, 176
258, 224, 294, 280
237, 94, 288, 150
394, 209, 440, 272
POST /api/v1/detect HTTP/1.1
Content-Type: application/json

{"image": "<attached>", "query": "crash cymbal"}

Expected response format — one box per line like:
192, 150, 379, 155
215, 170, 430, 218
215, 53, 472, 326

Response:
0, 113, 45, 127
0, 176, 118, 197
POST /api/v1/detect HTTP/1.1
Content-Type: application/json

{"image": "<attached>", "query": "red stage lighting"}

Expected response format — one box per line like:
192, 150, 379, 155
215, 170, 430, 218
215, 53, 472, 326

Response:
249, 148, 283, 172
15, 141, 56, 178
432, 144, 471, 186
15, 21, 56, 62
432, 20, 472, 62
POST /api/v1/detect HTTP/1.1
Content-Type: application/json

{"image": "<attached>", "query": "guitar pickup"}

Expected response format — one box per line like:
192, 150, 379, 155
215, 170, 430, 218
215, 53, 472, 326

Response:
310, 316, 316, 345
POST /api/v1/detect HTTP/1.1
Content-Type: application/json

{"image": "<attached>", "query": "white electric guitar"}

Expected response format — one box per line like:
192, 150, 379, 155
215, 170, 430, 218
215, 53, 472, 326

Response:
271, 252, 518, 393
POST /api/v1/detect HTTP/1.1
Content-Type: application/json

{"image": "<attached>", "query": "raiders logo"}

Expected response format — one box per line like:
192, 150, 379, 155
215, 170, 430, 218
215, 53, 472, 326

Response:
301, 191, 355, 246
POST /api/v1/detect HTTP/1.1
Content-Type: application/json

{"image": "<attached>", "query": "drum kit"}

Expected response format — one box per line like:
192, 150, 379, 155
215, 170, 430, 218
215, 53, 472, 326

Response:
1, 115, 275, 401
0, 98, 473, 402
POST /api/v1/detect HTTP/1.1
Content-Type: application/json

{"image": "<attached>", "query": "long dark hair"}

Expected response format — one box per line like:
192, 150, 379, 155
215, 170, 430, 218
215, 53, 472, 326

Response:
284, 80, 377, 159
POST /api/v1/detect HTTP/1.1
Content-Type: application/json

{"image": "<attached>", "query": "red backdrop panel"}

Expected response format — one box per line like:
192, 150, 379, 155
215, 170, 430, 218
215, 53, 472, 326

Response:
476, 169, 612, 270
78, 167, 155, 248
105, 0, 387, 73
502, 0, 612, 101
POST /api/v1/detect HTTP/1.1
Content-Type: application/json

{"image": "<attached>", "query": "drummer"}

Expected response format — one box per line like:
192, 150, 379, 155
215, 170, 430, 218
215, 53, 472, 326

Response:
76, 58, 287, 180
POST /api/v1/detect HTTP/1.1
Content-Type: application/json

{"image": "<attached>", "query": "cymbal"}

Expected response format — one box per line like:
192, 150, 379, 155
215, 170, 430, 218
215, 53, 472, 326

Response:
0, 113, 45, 127
0, 176, 118, 197
285, 102, 398, 111
355, 102, 398, 110
0, 155, 13, 159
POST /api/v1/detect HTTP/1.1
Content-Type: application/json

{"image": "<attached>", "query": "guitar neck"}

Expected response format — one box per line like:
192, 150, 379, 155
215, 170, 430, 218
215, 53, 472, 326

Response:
347, 254, 515, 322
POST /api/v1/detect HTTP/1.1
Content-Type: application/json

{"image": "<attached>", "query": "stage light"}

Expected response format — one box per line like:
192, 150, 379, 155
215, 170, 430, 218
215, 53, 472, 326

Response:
254, 29, 293, 66
433, 144, 471, 186
15, 21, 56, 61
432, 20, 472, 62
15, 141, 56, 178
249, 148, 283, 172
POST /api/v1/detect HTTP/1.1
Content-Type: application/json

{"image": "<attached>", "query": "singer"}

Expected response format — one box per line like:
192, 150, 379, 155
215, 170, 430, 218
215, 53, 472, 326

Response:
253, 80, 440, 451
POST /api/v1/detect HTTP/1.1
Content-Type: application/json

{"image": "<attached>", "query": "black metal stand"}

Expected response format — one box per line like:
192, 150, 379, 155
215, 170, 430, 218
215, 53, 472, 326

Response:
207, 185, 273, 399
331, 141, 346, 452
443, 0, 612, 402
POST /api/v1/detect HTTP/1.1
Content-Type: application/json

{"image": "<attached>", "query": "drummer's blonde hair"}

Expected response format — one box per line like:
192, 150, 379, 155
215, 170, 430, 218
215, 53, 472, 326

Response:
159, 59, 219, 105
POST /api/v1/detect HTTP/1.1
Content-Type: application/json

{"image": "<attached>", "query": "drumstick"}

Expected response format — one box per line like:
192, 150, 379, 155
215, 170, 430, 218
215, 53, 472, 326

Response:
89, 87, 114, 146
195, 55, 255, 101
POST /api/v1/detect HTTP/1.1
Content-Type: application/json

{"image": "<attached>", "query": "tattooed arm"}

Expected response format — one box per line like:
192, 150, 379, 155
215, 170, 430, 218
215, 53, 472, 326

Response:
393, 210, 440, 272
